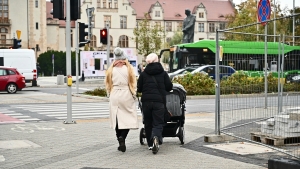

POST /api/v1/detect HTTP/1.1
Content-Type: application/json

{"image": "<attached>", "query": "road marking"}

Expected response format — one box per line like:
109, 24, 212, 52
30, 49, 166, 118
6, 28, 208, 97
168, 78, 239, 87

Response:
0, 155, 5, 162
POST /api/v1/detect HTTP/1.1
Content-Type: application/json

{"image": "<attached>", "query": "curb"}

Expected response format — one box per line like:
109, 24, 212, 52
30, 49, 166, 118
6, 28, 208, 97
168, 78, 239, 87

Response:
72, 93, 109, 101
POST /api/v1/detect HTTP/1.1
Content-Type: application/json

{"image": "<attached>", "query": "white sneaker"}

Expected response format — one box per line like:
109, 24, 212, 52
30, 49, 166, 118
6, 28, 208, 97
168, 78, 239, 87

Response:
148, 147, 153, 150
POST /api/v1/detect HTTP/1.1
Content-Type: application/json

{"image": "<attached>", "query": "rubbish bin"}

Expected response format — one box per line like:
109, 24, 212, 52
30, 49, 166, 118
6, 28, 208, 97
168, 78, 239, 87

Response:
57, 75, 64, 85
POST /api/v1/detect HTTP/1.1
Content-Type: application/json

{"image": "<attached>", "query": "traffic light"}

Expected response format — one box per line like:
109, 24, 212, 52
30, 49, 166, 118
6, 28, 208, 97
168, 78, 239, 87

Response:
70, 0, 80, 20
100, 29, 108, 45
13, 39, 22, 49
51, 0, 64, 20
79, 22, 89, 47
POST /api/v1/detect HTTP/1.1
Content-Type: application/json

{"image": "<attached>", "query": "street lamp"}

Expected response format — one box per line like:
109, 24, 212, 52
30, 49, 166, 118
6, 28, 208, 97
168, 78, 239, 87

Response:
86, 7, 95, 41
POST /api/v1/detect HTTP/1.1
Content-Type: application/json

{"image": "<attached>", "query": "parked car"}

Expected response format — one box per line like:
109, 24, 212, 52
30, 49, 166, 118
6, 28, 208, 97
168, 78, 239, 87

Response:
0, 66, 26, 93
168, 67, 198, 80
173, 65, 236, 80
286, 73, 300, 83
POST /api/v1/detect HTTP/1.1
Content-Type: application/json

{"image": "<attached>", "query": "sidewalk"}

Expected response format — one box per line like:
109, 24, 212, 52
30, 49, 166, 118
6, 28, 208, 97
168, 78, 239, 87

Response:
36, 76, 104, 88
0, 113, 269, 169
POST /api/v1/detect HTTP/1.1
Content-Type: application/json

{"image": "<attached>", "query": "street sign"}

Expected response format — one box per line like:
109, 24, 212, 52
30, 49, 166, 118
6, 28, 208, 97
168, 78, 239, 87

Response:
258, 0, 271, 26
16, 30, 21, 39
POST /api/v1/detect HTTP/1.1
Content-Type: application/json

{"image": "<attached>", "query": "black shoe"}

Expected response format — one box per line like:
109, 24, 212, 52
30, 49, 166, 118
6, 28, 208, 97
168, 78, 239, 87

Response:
152, 136, 159, 154
118, 136, 126, 152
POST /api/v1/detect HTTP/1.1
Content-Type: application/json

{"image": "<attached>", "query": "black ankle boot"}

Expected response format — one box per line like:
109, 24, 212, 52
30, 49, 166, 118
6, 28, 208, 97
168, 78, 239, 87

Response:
118, 136, 126, 152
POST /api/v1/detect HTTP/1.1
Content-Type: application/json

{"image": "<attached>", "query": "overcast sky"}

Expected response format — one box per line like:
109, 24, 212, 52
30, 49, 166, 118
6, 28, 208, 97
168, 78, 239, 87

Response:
45, 0, 299, 10
232, 0, 300, 10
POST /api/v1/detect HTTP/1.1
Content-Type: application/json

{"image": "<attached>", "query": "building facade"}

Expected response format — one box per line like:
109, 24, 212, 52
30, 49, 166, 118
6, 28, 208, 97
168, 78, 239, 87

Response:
3, 0, 235, 61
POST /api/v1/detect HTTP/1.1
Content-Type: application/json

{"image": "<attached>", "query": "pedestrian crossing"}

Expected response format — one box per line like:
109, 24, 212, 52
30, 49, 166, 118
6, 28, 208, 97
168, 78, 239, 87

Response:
0, 109, 41, 123
2, 103, 142, 122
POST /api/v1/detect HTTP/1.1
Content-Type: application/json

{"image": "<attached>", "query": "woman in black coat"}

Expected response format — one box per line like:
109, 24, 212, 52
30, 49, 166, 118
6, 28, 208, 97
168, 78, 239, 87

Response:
137, 53, 173, 154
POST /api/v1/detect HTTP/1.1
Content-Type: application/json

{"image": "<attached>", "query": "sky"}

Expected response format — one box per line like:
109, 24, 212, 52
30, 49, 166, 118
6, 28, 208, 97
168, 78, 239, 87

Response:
232, 0, 300, 10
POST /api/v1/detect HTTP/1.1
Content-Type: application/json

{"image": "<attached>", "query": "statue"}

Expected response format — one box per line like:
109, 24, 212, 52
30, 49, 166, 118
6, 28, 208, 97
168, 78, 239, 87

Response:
182, 9, 196, 43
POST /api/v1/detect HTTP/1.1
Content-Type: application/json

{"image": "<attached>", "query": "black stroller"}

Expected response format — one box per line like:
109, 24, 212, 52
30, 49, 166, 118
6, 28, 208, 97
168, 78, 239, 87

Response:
139, 83, 187, 145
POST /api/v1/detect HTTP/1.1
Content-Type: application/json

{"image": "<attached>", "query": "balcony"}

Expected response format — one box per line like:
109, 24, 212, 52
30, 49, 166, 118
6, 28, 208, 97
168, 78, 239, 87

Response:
0, 39, 13, 48
0, 18, 11, 26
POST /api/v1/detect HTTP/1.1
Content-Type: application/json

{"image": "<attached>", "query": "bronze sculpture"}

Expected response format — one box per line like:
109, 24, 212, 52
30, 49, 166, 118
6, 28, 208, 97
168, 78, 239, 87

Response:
182, 9, 196, 43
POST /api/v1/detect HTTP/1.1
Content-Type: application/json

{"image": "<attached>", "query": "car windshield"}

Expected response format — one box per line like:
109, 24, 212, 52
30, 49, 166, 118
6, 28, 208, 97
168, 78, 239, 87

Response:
191, 66, 208, 74
172, 69, 185, 74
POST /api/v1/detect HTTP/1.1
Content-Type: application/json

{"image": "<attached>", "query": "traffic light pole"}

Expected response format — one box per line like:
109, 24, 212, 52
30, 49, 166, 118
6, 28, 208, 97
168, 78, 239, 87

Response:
64, 0, 75, 124
75, 20, 79, 94
106, 22, 110, 68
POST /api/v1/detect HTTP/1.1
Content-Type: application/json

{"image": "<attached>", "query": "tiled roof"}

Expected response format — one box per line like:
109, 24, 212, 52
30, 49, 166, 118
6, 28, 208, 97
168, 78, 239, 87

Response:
130, 0, 235, 21
46, 2, 75, 28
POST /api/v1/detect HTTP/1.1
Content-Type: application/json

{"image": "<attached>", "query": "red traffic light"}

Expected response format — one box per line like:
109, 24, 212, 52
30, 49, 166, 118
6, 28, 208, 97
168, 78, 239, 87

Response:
100, 29, 108, 44
100, 29, 107, 37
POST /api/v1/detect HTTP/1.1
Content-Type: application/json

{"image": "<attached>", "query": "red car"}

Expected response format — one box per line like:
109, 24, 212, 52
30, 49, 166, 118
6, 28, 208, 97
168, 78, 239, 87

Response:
0, 66, 26, 93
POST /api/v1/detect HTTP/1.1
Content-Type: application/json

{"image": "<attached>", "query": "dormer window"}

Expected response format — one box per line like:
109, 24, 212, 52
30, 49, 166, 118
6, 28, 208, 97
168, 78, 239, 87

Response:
155, 11, 160, 17
199, 12, 204, 18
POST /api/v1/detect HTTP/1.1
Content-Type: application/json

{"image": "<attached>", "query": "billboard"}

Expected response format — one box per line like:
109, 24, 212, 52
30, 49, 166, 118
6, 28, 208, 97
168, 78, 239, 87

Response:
80, 49, 138, 78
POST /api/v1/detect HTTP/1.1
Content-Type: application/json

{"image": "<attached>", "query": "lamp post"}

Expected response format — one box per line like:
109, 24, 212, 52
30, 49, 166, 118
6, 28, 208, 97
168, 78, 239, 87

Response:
293, 0, 295, 46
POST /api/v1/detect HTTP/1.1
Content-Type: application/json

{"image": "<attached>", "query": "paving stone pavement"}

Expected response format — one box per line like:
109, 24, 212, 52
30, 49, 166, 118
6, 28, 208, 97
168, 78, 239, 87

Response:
0, 113, 272, 169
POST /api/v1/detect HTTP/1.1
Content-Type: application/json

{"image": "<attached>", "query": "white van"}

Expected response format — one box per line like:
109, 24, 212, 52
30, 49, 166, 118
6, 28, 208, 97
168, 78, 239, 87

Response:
0, 49, 37, 86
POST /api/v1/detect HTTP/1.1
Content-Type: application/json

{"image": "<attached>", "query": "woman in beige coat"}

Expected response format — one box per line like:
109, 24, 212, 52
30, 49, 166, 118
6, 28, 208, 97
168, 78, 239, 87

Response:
105, 47, 138, 152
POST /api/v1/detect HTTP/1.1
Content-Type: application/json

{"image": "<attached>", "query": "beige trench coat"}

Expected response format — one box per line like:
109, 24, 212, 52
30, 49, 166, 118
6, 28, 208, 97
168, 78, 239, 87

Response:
109, 66, 138, 130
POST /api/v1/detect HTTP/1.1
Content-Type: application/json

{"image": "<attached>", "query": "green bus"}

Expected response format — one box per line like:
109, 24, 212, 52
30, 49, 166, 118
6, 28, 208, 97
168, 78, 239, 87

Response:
160, 40, 300, 81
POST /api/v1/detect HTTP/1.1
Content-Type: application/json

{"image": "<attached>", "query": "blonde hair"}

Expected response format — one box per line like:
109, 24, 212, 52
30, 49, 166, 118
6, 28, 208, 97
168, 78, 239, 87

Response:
105, 60, 137, 95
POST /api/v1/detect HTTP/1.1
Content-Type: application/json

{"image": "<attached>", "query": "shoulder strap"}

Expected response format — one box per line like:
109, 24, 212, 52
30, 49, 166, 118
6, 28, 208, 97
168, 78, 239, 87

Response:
151, 76, 166, 104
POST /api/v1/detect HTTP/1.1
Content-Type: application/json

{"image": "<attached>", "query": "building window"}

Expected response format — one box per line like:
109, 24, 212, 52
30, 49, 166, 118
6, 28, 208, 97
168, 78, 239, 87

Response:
104, 15, 111, 28
114, 0, 118, 8
166, 22, 172, 32
108, 0, 112, 8
110, 35, 113, 46
0, 0, 9, 20
0, 28, 7, 33
198, 23, 204, 32
35, 0, 38, 8
219, 22, 225, 30
36, 22, 38, 30
119, 35, 128, 47
155, 22, 161, 28
1, 35, 6, 44
199, 12, 204, 18
91, 35, 97, 48
103, 0, 106, 8
209, 23, 215, 32
177, 22, 183, 31
97, 0, 101, 8
120, 16, 127, 29
155, 11, 160, 17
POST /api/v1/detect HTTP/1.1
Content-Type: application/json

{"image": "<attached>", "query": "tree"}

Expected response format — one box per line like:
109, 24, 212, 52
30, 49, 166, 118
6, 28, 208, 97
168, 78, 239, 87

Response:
169, 31, 183, 46
37, 50, 79, 76
132, 13, 166, 58
225, 0, 288, 41
161, 31, 183, 63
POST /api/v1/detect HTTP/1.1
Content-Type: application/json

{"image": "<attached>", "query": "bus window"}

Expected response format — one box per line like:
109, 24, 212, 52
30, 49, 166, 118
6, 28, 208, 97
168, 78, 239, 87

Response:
173, 51, 178, 70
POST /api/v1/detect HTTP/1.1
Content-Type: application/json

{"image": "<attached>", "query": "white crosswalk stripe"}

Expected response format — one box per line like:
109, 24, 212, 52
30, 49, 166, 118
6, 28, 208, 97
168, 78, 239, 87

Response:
9, 102, 142, 121
0, 109, 41, 122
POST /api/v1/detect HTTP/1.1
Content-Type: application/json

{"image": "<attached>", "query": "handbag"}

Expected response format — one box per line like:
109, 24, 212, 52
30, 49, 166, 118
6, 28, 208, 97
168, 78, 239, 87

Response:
151, 76, 172, 122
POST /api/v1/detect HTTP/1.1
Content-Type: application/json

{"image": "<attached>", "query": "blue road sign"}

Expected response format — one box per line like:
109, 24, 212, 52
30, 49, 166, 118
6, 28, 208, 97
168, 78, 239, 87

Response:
258, 0, 271, 26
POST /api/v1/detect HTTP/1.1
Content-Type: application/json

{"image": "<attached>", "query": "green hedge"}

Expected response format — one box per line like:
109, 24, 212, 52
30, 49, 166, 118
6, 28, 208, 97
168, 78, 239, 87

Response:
37, 50, 80, 76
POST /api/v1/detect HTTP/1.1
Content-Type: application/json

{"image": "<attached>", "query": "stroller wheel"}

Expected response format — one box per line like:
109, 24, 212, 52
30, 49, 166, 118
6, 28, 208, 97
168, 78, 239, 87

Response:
179, 127, 185, 145
139, 128, 146, 145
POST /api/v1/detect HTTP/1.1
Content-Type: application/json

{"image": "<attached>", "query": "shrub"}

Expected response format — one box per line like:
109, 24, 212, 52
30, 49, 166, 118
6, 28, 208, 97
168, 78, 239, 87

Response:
84, 87, 107, 97
172, 72, 215, 95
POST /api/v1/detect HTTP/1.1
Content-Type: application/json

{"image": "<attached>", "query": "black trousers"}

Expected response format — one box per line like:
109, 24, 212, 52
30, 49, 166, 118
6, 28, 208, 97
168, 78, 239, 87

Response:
115, 118, 129, 140
142, 102, 164, 147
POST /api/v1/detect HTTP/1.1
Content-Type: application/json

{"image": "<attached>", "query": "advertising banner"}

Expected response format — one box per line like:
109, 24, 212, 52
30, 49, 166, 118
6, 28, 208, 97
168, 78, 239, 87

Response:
80, 49, 138, 78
